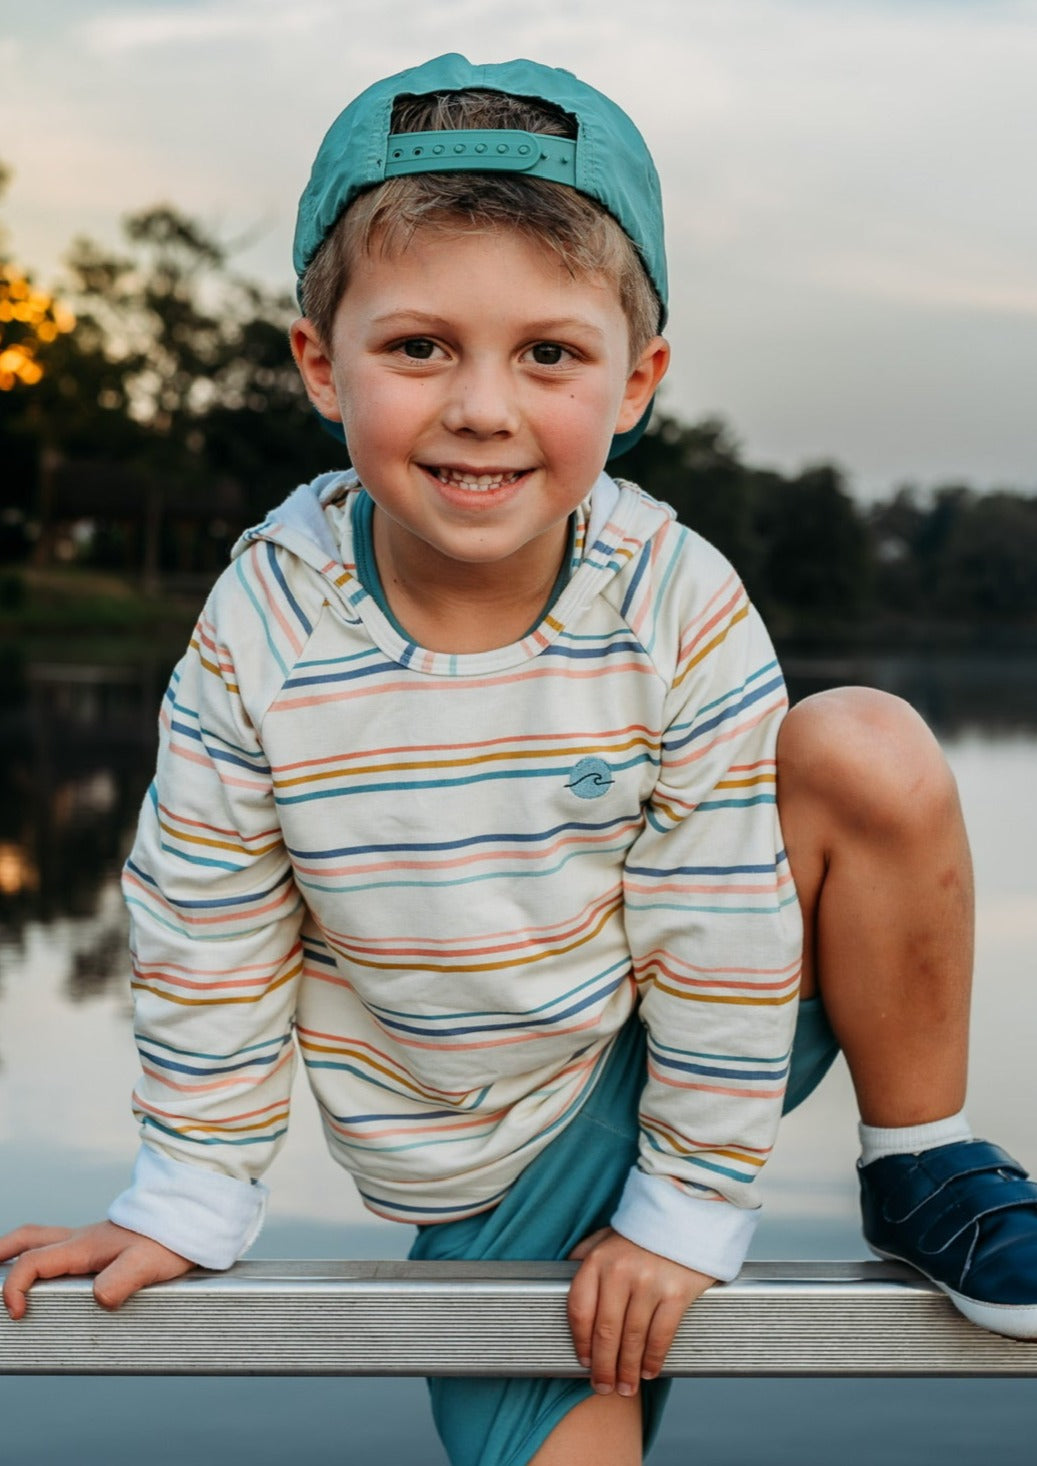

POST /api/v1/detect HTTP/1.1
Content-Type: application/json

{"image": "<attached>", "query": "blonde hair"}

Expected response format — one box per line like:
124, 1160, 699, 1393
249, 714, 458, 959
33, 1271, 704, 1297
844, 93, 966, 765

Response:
299, 89, 662, 364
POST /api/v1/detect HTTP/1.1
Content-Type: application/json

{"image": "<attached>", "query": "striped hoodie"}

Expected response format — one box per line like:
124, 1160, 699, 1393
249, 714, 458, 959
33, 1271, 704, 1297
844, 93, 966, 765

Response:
109, 469, 802, 1280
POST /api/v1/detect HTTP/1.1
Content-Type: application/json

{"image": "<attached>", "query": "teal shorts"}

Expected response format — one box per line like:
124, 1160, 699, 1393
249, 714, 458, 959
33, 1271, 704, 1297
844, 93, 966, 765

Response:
410, 996, 840, 1466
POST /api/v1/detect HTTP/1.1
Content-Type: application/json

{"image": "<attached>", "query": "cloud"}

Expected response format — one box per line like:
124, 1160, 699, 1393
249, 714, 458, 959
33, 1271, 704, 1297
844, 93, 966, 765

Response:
81, 0, 337, 53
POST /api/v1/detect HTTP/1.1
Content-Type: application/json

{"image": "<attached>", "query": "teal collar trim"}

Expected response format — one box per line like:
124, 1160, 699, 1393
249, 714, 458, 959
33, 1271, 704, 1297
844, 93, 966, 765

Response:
351, 489, 576, 645
352, 490, 409, 640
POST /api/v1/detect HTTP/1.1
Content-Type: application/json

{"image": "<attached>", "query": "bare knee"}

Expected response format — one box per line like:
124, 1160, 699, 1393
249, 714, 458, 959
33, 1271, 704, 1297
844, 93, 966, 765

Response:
777, 686, 962, 843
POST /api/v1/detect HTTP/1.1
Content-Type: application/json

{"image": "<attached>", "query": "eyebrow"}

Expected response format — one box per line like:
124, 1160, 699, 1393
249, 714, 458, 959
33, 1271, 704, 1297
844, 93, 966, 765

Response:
370, 310, 608, 340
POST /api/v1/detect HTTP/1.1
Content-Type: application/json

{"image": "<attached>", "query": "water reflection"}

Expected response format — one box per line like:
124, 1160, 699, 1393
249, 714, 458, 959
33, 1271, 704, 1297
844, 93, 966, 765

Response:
0, 651, 172, 990
783, 649, 1037, 734
1, 642, 1035, 1462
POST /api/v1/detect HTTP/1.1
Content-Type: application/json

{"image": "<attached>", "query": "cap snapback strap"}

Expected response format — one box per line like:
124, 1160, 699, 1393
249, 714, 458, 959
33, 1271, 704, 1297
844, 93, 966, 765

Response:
384, 129, 577, 186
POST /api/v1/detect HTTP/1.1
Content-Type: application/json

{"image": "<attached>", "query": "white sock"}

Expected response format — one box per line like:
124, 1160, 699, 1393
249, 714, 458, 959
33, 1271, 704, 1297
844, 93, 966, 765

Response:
858, 1110, 973, 1167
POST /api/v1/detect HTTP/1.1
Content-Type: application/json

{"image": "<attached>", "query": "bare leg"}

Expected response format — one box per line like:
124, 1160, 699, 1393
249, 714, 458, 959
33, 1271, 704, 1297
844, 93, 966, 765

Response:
528, 1391, 641, 1466
777, 687, 973, 1126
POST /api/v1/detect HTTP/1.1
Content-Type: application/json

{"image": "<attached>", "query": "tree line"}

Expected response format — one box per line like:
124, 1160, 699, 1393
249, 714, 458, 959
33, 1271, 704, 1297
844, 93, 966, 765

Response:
2, 183, 1036, 642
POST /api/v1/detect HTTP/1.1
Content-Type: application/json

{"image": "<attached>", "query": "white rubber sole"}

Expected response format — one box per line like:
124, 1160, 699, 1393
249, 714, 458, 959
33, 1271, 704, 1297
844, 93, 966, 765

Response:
868, 1243, 1037, 1340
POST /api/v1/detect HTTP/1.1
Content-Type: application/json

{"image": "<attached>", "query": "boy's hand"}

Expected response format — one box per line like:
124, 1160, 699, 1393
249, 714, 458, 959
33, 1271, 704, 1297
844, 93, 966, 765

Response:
567, 1227, 714, 1395
0, 1221, 193, 1319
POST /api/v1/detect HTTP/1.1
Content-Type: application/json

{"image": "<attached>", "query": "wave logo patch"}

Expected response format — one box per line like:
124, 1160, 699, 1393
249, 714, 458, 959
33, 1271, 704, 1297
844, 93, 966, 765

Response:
567, 756, 614, 800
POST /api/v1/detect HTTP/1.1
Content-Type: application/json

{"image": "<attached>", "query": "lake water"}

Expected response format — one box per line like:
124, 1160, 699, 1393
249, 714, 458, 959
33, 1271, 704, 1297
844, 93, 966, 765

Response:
1, 648, 1035, 1463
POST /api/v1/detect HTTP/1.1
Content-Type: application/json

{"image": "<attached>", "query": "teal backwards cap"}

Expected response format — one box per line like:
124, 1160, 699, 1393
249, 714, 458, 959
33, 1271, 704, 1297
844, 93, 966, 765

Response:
294, 54, 668, 460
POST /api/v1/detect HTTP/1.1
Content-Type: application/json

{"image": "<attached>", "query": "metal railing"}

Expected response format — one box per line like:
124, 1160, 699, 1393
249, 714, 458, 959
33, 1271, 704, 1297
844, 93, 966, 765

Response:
2, 1259, 1035, 1377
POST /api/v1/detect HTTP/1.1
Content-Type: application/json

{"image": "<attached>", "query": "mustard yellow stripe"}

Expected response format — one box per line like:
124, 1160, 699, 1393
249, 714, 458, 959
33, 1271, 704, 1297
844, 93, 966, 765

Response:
176, 1113, 289, 1138
714, 772, 776, 791
298, 1038, 455, 1104
651, 982, 798, 1006
157, 818, 281, 857
641, 1117, 767, 1167
674, 602, 749, 688
273, 735, 658, 790
335, 897, 623, 976
131, 965, 298, 1007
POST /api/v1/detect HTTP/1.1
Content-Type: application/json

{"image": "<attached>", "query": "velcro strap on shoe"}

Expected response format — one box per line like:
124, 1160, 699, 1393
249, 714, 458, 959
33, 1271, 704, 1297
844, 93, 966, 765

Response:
919, 1174, 1037, 1253
882, 1141, 1028, 1223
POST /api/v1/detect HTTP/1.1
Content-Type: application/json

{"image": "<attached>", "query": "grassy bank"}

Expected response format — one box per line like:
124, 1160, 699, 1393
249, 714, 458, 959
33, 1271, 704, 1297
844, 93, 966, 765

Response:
0, 566, 198, 654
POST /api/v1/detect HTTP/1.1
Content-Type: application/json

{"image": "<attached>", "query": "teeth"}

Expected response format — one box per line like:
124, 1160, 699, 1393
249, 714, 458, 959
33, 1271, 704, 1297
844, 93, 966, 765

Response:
434, 469, 522, 491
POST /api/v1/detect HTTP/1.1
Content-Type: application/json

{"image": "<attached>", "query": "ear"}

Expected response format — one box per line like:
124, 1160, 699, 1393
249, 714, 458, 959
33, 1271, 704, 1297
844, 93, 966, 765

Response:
614, 336, 670, 434
289, 317, 343, 422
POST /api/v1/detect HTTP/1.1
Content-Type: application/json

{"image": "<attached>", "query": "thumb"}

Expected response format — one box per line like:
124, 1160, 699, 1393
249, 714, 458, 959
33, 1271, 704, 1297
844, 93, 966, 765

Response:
567, 1226, 613, 1261
93, 1243, 192, 1312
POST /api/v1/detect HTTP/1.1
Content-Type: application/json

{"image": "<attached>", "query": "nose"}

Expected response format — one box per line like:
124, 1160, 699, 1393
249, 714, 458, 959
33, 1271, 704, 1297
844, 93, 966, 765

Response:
441, 355, 519, 438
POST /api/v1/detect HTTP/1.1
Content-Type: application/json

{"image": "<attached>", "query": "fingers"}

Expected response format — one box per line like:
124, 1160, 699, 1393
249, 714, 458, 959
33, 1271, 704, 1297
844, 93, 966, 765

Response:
569, 1245, 640, 1394
567, 1232, 715, 1396
589, 1270, 635, 1395
614, 1289, 658, 1394
1, 1220, 192, 1320
0, 1225, 74, 1262
639, 1295, 687, 1382
566, 1250, 600, 1372
3, 1233, 94, 1321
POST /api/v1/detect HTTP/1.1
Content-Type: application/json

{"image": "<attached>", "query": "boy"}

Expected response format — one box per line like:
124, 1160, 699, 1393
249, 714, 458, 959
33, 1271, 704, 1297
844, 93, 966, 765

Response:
3, 54, 1036, 1466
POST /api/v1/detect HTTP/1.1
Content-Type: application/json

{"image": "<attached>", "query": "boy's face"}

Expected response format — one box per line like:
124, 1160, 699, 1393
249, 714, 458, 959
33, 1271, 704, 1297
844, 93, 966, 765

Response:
292, 224, 668, 601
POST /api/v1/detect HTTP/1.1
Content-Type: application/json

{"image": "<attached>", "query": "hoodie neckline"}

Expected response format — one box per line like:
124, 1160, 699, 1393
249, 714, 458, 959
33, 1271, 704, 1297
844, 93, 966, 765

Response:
350, 488, 578, 648
234, 469, 671, 679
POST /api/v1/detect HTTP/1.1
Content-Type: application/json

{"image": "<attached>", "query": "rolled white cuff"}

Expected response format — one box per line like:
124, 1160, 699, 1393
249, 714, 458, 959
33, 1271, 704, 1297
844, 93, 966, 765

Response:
108, 1145, 268, 1270
610, 1167, 758, 1282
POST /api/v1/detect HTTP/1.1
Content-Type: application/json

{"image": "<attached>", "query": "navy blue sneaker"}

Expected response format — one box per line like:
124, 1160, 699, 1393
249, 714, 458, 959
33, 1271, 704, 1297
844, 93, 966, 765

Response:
859, 1139, 1037, 1339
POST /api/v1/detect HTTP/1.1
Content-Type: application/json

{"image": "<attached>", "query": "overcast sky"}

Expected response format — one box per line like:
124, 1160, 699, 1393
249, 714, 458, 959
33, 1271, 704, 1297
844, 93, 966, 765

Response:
3, 0, 1035, 497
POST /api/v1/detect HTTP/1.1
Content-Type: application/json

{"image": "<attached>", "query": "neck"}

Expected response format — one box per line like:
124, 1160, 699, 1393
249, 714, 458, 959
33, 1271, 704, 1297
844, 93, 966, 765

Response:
371, 508, 570, 654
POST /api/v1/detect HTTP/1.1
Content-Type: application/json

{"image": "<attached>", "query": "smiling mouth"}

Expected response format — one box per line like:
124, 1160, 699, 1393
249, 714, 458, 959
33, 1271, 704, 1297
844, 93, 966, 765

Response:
428, 467, 528, 492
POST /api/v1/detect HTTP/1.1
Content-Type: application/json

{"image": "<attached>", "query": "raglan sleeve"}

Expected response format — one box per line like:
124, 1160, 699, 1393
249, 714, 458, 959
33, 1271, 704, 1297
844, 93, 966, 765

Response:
107, 564, 308, 1269
611, 542, 802, 1281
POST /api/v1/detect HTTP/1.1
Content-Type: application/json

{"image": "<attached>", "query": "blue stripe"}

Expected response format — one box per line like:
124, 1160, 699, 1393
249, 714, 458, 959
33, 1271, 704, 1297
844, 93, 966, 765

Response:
266, 541, 313, 637
282, 656, 406, 690
649, 1034, 793, 1064
650, 1052, 790, 1083
294, 835, 634, 895
139, 1049, 286, 1079
137, 1033, 290, 1061
125, 858, 294, 911
537, 640, 649, 661
368, 971, 626, 1039
367, 960, 629, 1024
160, 844, 248, 874
141, 1116, 288, 1148
696, 793, 777, 811
275, 754, 652, 805
666, 673, 784, 753
625, 891, 799, 916
356, 1183, 513, 1217
288, 814, 635, 862
693, 659, 781, 721
169, 721, 271, 779
619, 541, 650, 619
235, 554, 289, 679
626, 859, 782, 878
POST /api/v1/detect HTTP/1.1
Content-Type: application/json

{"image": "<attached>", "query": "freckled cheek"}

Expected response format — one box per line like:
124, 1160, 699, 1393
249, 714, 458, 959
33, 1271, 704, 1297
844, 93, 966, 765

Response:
339, 376, 431, 460
537, 392, 620, 468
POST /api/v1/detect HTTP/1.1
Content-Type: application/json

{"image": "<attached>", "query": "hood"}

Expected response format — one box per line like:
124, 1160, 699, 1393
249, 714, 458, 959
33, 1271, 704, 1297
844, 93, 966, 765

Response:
230, 468, 676, 640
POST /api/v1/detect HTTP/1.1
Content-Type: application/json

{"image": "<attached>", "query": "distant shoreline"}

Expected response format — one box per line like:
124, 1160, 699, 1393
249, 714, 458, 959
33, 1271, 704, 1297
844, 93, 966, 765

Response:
3, 564, 1037, 656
